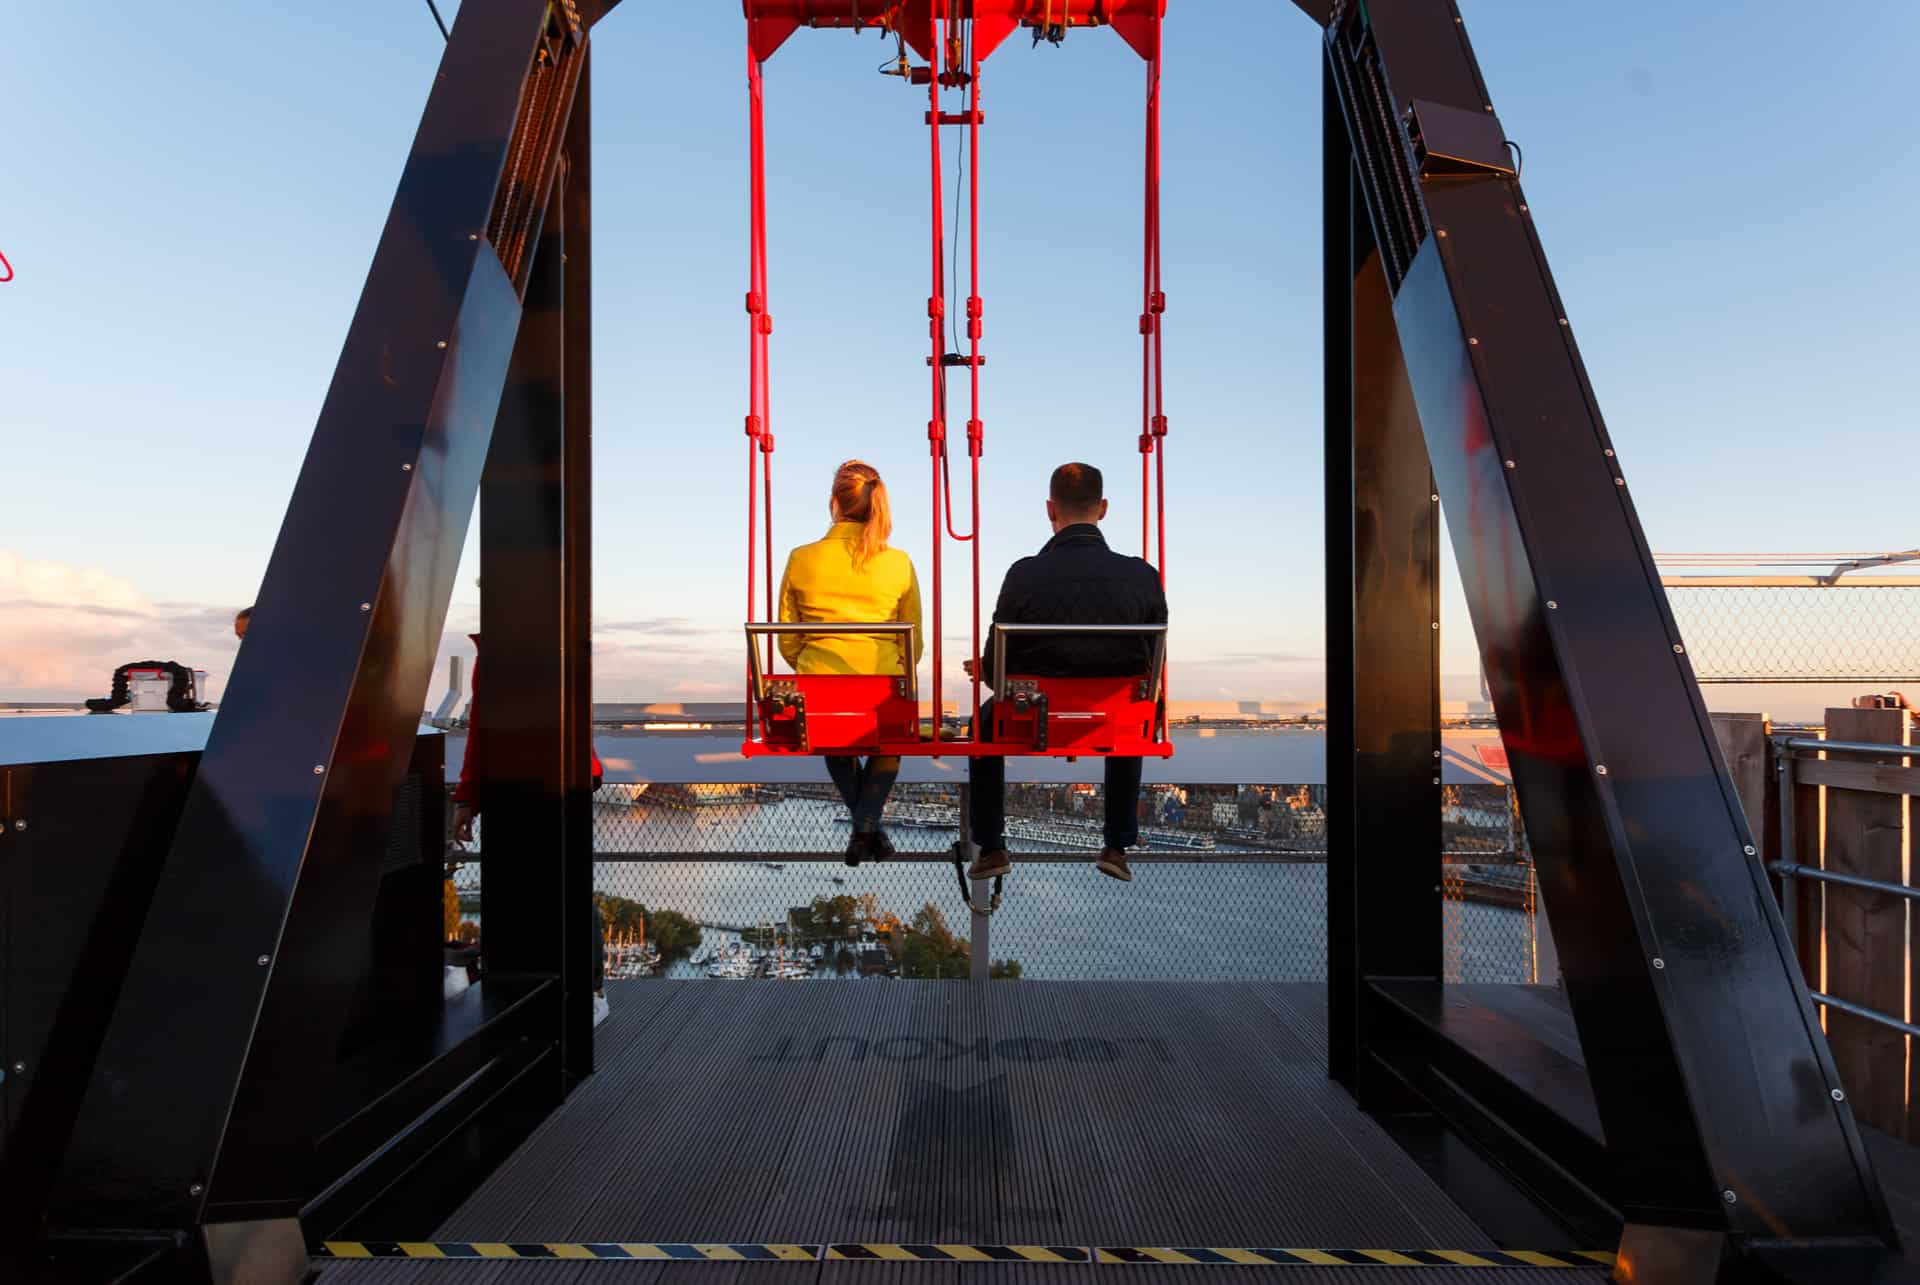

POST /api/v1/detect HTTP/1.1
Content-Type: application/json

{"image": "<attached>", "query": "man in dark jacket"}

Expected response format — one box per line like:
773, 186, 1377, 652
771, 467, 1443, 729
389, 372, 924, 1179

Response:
963, 463, 1168, 883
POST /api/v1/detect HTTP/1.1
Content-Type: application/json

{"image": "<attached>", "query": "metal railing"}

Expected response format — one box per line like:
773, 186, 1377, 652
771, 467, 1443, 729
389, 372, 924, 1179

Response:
451, 782, 1538, 986
1771, 734, 1920, 1038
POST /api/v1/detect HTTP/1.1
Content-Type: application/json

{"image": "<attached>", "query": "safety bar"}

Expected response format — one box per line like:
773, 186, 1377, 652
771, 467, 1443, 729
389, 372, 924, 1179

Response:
1778, 736, 1916, 758
1808, 990, 1920, 1042
744, 622, 919, 703
988, 622, 1169, 705
1770, 862, 1920, 902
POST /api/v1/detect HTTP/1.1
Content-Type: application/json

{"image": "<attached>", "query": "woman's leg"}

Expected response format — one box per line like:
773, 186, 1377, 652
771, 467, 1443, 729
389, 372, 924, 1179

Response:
852, 755, 901, 833
824, 755, 863, 811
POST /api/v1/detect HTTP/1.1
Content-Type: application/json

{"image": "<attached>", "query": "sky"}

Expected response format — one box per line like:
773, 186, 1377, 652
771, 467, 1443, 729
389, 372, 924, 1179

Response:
2, 1, 1915, 721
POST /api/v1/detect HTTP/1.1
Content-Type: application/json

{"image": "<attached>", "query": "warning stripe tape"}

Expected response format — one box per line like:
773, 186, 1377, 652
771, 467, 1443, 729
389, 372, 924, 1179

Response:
314, 1242, 1616, 1268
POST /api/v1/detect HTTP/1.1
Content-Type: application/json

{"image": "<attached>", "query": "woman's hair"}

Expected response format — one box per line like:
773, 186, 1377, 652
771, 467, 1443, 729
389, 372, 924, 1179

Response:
831, 459, 892, 568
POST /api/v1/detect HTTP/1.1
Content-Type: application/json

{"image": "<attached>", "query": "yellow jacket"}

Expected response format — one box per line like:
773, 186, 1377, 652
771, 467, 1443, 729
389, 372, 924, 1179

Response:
777, 522, 923, 676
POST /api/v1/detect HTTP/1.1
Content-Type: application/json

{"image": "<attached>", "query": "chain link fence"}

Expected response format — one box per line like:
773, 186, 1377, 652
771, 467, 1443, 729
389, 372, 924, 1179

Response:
452, 783, 1535, 984
1665, 583, 1920, 683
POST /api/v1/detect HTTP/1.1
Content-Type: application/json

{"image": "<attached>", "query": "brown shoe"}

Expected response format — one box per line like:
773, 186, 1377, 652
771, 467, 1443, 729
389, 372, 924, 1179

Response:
968, 848, 1012, 880
1095, 849, 1133, 882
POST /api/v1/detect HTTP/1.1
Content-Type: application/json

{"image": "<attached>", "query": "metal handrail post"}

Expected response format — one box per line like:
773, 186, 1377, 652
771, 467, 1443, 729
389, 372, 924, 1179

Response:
1776, 751, 1797, 959
961, 782, 990, 980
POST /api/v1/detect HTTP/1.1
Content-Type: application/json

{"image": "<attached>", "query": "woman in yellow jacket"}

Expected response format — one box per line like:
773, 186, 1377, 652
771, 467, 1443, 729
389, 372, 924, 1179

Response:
778, 460, 923, 864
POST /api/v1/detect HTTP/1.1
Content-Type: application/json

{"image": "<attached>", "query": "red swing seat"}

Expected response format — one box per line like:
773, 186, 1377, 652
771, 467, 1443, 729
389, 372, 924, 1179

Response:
740, 623, 1171, 759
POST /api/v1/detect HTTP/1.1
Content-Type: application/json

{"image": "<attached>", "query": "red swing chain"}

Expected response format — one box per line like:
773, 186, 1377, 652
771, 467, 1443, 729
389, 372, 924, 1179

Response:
1138, 3, 1167, 584
745, 43, 776, 731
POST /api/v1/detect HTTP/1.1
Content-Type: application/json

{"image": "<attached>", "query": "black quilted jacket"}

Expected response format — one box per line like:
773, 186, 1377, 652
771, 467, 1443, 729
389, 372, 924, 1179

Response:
979, 524, 1168, 686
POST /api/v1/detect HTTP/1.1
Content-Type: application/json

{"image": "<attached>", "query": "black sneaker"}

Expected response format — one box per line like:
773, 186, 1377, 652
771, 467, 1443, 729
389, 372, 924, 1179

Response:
869, 828, 898, 860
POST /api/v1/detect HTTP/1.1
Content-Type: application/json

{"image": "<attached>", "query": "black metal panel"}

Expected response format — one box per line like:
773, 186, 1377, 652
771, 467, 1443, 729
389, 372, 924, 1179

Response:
1339, 0, 1897, 1250
1321, 56, 1358, 1093
559, 55, 598, 1082
49, 0, 560, 1235
0, 753, 197, 1248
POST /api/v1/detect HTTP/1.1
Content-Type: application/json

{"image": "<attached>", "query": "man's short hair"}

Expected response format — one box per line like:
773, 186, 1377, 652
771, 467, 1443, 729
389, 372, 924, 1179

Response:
1050, 462, 1104, 514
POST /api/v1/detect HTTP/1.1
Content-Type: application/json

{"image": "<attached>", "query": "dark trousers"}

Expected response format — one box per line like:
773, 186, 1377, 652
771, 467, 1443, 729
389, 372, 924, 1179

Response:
827, 755, 901, 833
967, 698, 1143, 852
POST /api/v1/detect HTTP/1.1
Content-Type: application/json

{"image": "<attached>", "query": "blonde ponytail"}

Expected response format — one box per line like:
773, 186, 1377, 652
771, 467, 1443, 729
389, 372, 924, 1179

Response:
830, 460, 893, 569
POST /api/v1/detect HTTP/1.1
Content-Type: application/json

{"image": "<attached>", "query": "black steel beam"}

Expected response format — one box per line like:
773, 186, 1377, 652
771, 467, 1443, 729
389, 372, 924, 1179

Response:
48, 0, 573, 1252
1327, 0, 1900, 1269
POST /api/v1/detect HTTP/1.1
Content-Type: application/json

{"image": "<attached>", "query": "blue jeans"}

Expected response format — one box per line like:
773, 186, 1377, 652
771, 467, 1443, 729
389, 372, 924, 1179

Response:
967, 698, 1143, 851
827, 755, 900, 833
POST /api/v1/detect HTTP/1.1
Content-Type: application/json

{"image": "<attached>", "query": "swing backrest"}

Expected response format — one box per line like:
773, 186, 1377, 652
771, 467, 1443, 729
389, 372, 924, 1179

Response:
988, 623, 1171, 757
744, 622, 920, 755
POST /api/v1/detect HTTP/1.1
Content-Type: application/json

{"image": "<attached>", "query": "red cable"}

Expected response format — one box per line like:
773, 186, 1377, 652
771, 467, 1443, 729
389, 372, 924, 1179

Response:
967, 24, 984, 733
1149, 8, 1166, 586
746, 43, 772, 732
926, 2, 946, 740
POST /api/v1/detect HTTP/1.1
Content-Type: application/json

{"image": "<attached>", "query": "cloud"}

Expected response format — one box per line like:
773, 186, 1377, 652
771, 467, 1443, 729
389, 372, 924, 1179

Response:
597, 617, 709, 637
1200, 651, 1317, 667
0, 551, 243, 700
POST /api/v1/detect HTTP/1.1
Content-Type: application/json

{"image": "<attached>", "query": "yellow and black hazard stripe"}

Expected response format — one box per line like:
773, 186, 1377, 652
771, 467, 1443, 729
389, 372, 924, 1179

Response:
1094, 1247, 1617, 1269
826, 1245, 1090, 1263
315, 1242, 1615, 1269
316, 1243, 819, 1262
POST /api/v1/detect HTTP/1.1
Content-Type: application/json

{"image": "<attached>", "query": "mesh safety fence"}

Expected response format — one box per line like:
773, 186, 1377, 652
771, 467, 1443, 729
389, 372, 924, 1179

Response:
1665, 584, 1920, 683
450, 783, 1535, 984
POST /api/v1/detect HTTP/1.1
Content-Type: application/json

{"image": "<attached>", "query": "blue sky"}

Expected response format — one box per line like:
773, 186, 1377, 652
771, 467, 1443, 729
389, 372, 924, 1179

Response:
2, 1, 1914, 717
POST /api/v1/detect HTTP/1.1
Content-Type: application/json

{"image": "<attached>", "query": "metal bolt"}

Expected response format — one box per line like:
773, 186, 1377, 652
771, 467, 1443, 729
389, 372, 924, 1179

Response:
257, 954, 270, 966
360, 602, 371, 612
402, 462, 413, 472
1468, 337, 1480, 346
11, 1061, 23, 1073
1519, 204, 1529, 213
1832, 1088, 1846, 1102
190, 1183, 204, 1197
1546, 600, 1558, 610
468, 233, 479, 241
1504, 459, 1516, 469
313, 765, 325, 775
1437, 229, 1448, 238
1603, 448, 1615, 457
1433, 750, 1442, 759
1596, 764, 1609, 776
1431, 621, 1441, 630
1673, 643, 1685, 654
1557, 318, 1568, 326
1744, 845, 1756, 856
12, 819, 24, 832
1722, 1189, 1737, 1205
1614, 477, 1626, 487
1432, 777, 1441, 786
1431, 493, 1440, 502
1652, 957, 1665, 970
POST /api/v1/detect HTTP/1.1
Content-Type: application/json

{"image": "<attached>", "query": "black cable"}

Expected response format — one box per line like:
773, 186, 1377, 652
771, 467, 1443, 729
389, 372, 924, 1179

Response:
1504, 139, 1523, 178
425, 0, 449, 41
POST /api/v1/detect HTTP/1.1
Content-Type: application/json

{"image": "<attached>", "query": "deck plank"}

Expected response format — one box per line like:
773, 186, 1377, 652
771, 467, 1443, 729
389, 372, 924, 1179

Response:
318, 981, 1606, 1282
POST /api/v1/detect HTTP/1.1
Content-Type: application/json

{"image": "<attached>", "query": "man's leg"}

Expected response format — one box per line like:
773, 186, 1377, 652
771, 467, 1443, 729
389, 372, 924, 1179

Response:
855, 755, 901, 833
1097, 755, 1144, 882
968, 699, 1011, 878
